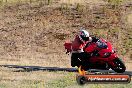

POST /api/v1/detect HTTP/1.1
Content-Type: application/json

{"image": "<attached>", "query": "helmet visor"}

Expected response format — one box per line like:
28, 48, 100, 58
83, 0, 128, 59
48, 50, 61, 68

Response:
81, 36, 89, 41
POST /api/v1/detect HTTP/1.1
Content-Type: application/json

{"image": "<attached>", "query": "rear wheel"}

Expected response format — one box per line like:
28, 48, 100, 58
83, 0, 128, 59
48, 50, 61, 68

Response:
71, 58, 81, 67
111, 58, 126, 73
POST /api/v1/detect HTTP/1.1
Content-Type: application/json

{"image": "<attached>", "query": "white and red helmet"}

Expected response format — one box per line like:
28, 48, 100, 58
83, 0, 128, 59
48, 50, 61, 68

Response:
78, 29, 91, 43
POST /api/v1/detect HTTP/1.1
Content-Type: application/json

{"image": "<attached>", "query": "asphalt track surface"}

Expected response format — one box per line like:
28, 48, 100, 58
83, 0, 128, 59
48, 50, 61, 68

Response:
0, 65, 132, 76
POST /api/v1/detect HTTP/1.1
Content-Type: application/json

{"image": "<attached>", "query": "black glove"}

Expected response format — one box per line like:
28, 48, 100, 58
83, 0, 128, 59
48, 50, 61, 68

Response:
92, 37, 99, 43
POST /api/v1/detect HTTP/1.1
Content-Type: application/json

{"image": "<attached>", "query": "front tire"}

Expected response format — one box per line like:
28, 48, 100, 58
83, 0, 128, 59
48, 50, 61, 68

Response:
111, 58, 126, 73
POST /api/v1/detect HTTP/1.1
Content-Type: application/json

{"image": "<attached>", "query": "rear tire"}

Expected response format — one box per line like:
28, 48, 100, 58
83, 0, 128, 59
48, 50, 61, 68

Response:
71, 58, 81, 67
111, 58, 126, 73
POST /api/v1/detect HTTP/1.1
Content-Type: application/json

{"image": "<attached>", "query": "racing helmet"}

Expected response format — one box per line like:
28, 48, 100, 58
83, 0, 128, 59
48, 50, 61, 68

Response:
78, 29, 90, 42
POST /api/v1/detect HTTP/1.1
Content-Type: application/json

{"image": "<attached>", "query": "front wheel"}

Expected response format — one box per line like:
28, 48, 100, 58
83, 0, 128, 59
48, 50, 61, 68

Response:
110, 58, 126, 73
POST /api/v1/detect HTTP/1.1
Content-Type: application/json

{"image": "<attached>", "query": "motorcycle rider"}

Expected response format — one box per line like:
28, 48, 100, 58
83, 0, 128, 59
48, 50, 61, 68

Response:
71, 28, 99, 67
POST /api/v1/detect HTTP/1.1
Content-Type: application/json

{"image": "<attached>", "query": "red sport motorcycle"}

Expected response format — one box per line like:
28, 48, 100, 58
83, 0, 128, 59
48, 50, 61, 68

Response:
64, 38, 126, 73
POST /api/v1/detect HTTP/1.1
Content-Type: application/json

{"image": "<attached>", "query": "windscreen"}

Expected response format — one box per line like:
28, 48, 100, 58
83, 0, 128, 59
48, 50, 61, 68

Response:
96, 40, 108, 49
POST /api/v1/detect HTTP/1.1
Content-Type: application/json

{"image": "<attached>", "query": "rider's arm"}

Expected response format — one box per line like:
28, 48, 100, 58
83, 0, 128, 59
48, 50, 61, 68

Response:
78, 43, 86, 53
71, 35, 86, 53
91, 37, 99, 43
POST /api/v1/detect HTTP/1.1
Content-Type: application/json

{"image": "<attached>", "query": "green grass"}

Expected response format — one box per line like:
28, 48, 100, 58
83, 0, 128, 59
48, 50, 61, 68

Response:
46, 72, 75, 88
0, 67, 132, 88
20, 80, 45, 88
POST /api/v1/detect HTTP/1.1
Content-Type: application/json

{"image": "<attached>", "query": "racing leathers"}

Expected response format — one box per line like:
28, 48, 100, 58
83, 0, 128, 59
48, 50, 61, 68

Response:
71, 35, 99, 67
